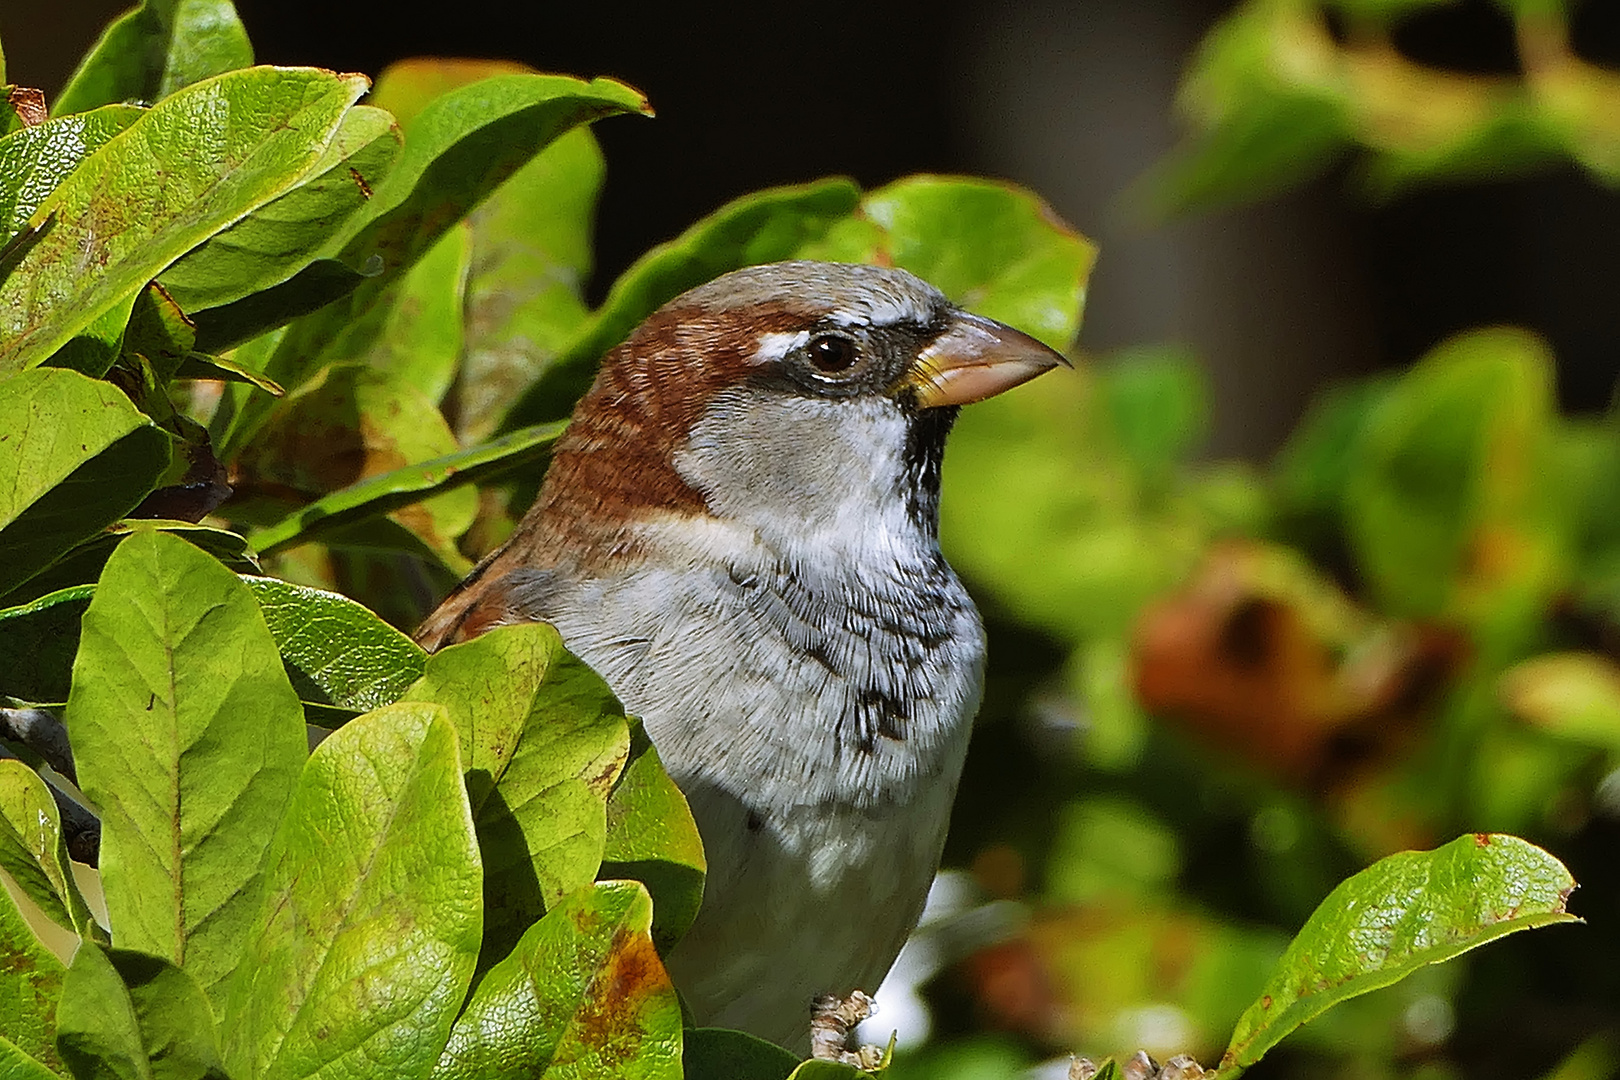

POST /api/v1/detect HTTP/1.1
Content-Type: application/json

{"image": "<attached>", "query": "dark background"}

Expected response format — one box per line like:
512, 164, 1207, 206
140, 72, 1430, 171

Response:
7, 0, 1619, 456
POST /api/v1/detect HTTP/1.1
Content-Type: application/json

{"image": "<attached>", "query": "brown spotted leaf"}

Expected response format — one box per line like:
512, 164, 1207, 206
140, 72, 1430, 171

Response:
434, 880, 682, 1080
0, 67, 368, 375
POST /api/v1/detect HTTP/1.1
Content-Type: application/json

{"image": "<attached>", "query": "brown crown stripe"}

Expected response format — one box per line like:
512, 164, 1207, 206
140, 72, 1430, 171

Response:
428, 299, 822, 627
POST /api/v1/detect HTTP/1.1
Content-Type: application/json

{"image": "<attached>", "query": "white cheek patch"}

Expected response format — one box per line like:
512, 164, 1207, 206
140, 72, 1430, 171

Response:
752, 330, 809, 363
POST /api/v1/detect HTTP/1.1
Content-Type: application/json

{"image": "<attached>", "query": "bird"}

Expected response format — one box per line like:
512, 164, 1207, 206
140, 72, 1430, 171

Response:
414, 259, 1067, 1049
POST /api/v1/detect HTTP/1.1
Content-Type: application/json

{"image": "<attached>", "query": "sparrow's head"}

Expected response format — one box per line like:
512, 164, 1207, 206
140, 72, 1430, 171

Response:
417, 261, 1068, 647
537, 260, 1068, 558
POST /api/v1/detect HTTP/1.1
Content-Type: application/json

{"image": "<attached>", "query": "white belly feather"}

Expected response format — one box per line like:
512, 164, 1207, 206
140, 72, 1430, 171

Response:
541, 510, 984, 1048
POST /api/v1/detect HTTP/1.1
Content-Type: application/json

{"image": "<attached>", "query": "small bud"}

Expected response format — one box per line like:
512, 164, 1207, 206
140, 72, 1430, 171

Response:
1122, 1050, 1159, 1080
1160, 1055, 1208, 1080
1069, 1057, 1099, 1080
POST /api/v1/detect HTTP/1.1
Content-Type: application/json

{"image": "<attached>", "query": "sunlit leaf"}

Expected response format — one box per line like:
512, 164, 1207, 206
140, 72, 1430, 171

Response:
1142, 0, 1351, 213
66, 529, 306, 1007
160, 104, 402, 335
361, 221, 471, 403
172, 351, 285, 394
219, 73, 649, 455
0, 369, 170, 602
0, 760, 96, 937
805, 174, 1095, 351
53, 0, 253, 115
220, 704, 481, 1080
0, 879, 65, 1071
1220, 834, 1577, 1070
1501, 652, 1620, 750
404, 629, 630, 975
1344, 328, 1564, 622
0, 1038, 61, 1080
0, 105, 143, 243
234, 363, 477, 566
601, 720, 706, 952
0, 66, 368, 373
241, 574, 426, 712
433, 881, 681, 1080
250, 420, 564, 557
122, 282, 196, 382
8, 520, 256, 611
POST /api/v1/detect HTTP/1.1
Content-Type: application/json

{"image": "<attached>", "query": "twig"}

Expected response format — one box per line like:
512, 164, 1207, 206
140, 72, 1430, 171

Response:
0, 707, 77, 784
809, 990, 883, 1069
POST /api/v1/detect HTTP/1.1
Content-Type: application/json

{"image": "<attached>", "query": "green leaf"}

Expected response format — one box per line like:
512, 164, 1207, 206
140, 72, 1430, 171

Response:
233, 363, 476, 566
160, 104, 402, 340
43, 293, 140, 378
121, 284, 196, 382
7, 520, 257, 611
172, 350, 284, 393
53, 0, 253, 116
55, 944, 226, 1080
458, 126, 602, 442
1344, 328, 1560, 619
1141, 0, 1352, 213
433, 880, 682, 1080
0, 369, 171, 602
805, 175, 1095, 352
250, 420, 564, 557
185, 257, 378, 355
1501, 652, 1620, 750
0, 105, 144, 243
362, 221, 471, 403
368, 57, 531, 134
680, 1028, 799, 1080
0, 1039, 61, 1080
399, 622, 562, 810
0, 586, 92, 704
402, 624, 630, 974
1098, 345, 1210, 481
241, 574, 426, 711
219, 73, 649, 456
600, 720, 706, 953
365, 58, 606, 442
498, 178, 861, 432
65, 529, 306, 1006
220, 703, 482, 1080
0, 760, 96, 937
0, 878, 66, 1071
1272, 379, 1388, 529
1220, 833, 1578, 1071
0, 66, 369, 374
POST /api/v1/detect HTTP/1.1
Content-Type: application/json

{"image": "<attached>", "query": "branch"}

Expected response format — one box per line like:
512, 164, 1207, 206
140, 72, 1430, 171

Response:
0, 706, 77, 784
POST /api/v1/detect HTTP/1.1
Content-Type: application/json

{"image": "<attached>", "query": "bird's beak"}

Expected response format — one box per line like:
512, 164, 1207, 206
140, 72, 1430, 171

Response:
894, 310, 1072, 409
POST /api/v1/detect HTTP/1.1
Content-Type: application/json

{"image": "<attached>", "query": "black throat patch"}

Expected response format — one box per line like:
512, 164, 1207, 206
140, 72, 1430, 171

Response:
900, 405, 958, 537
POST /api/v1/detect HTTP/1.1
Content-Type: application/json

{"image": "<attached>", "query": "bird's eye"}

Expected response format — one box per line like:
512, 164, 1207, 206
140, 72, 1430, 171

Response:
805, 334, 858, 376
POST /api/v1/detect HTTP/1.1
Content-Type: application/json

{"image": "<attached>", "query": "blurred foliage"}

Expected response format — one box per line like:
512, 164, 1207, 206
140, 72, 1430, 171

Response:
1147, 0, 1620, 210
918, 2, 1620, 1076
0, 2, 1607, 1079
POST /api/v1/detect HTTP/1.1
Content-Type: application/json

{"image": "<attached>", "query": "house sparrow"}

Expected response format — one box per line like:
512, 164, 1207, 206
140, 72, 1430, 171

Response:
415, 260, 1067, 1048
